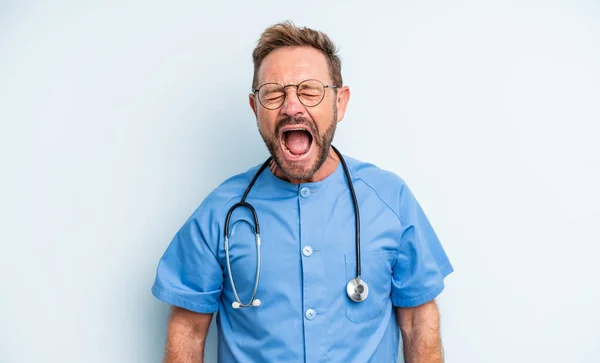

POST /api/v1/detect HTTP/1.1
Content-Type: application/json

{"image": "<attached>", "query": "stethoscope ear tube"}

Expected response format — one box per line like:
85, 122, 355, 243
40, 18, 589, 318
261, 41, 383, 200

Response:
223, 158, 271, 309
224, 212, 262, 309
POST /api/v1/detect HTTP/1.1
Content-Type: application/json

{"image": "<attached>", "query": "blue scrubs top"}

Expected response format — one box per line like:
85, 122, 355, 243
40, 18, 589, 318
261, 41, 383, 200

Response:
152, 155, 453, 362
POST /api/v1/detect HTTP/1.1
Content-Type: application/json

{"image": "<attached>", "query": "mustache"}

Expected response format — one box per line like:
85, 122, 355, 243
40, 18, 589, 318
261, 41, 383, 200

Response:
275, 115, 317, 136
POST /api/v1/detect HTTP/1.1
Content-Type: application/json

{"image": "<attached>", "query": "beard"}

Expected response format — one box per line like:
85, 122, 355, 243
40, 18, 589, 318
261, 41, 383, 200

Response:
258, 108, 337, 181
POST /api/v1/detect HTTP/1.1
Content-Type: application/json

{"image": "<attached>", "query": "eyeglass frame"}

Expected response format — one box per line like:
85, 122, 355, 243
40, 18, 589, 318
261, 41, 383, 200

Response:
253, 79, 339, 110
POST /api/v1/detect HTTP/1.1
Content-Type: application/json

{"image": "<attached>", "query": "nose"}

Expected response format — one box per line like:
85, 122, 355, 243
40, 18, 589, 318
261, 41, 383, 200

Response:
280, 86, 306, 117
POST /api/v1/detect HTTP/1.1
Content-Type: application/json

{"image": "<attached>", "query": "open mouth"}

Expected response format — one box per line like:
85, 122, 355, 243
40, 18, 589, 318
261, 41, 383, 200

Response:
280, 127, 314, 159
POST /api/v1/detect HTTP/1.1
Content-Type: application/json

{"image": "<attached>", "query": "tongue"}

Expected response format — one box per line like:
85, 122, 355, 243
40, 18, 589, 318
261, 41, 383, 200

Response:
285, 130, 310, 155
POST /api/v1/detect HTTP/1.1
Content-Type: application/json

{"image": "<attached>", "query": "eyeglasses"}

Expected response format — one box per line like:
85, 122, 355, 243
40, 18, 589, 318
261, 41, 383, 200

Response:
253, 79, 338, 110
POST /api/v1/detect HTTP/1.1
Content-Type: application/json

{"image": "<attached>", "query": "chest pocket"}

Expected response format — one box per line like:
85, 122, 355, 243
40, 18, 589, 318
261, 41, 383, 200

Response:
344, 251, 395, 324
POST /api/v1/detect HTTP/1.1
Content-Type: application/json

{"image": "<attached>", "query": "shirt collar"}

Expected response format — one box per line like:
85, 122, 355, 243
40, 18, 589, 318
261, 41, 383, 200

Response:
253, 158, 348, 198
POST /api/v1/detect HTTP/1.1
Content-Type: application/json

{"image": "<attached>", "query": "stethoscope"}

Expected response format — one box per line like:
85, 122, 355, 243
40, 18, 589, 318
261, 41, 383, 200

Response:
224, 145, 368, 309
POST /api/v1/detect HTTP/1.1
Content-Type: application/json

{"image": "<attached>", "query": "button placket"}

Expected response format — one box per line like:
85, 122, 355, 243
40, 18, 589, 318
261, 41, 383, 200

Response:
298, 183, 327, 361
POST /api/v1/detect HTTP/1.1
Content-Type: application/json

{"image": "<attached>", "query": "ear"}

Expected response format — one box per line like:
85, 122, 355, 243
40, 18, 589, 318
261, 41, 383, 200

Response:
335, 86, 351, 122
249, 93, 258, 117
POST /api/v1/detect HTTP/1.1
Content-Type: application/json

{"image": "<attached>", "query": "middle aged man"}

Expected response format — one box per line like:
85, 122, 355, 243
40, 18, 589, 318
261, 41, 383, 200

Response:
152, 21, 454, 362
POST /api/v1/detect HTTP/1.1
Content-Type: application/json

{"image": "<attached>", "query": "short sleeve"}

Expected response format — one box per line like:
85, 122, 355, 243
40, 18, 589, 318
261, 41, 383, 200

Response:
151, 204, 224, 314
391, 184, 453, 308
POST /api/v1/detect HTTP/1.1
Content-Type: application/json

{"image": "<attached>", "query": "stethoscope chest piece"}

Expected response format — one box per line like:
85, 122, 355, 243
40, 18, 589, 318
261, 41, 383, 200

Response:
346, 277, 369, 302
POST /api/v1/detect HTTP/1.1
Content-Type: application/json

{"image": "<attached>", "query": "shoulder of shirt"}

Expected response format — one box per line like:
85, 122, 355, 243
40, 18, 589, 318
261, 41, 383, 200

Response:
343, 154, 409, 219
188, 162, 264, 221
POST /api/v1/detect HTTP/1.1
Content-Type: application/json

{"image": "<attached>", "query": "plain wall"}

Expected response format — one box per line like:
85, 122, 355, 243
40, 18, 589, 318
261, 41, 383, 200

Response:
1, 1, 599, 362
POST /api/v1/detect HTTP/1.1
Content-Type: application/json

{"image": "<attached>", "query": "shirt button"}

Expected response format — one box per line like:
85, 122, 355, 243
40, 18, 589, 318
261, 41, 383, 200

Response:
300, 187, 311, 198
302, 246, 313, 257
305, 309, 316, 320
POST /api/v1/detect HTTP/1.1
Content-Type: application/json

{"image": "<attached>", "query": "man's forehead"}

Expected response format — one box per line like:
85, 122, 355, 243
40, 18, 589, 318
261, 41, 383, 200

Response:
257, 46, 331, 85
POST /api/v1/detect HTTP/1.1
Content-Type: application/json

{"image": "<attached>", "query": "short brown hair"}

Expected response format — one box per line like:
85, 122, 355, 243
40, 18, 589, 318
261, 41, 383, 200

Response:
251, 21, 343, 90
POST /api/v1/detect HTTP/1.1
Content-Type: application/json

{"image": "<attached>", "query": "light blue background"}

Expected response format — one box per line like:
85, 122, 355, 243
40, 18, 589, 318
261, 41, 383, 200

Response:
1, 1, 599, 362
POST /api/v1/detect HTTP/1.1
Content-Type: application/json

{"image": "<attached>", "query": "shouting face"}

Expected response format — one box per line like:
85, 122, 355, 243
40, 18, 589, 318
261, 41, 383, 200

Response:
250, 46, 350, 183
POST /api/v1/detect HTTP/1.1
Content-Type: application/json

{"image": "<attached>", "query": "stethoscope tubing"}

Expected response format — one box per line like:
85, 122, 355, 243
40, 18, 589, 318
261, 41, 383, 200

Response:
223, 145, 365, 308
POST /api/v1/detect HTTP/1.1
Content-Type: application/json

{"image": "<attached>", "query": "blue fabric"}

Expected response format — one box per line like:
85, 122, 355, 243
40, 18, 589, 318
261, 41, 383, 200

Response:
152, 155, 453, 362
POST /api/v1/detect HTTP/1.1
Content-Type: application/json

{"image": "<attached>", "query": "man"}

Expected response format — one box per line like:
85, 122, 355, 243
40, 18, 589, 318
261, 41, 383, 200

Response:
152, 21, 453, 362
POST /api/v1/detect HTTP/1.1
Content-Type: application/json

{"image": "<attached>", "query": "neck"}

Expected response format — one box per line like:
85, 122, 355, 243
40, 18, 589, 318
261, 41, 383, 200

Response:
269, 147, 340, 184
